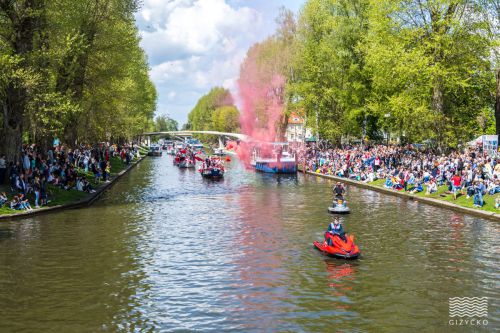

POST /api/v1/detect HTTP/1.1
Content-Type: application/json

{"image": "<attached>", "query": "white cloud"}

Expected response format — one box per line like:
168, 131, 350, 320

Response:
138, 0, 262, 64
135, 0, 301, 124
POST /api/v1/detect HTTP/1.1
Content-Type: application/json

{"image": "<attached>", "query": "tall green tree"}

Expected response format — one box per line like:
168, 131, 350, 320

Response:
288, 0, 371, 142
0, 0, 156, 165
365, 0, 494, 147
0, 0, 46, 163
154, 115, 178, 132
187, 87, 235, 131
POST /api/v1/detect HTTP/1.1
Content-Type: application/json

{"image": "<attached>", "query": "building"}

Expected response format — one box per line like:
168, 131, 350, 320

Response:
285, 112, 312, 143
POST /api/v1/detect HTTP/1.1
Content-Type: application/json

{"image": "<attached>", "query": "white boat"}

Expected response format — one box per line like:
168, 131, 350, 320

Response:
328, 198, 351, 214
251, 143, 297, 174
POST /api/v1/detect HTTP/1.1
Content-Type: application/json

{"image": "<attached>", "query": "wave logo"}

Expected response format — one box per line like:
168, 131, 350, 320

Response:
449, 297, 488, 317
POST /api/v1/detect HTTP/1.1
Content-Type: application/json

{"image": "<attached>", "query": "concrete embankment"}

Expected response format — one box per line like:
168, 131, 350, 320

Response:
0, 155, 147, 221
299, 166, 500, 221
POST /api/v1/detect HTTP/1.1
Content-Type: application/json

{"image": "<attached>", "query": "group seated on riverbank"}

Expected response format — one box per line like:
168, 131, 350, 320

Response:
0, 143, 141, 212
301, 144, 500, 210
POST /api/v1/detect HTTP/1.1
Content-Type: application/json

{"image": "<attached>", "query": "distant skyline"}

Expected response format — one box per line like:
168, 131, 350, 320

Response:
135, 0, 304, 126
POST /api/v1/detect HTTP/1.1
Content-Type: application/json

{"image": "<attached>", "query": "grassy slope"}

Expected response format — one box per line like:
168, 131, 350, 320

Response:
369, 178, 499, 213
0, 151, 145, 216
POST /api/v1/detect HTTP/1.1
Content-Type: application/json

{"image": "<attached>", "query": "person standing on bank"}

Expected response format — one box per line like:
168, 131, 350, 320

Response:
0, 155, 6, 185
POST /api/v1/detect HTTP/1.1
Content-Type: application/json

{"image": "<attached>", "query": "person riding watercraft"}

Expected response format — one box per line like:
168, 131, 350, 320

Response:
314, 217, 360, 259
332, 182, 346, 199
327, 217, 346, 242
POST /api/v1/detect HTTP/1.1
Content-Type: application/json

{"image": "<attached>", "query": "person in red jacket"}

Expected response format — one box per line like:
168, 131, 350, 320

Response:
451, 173, 462, 200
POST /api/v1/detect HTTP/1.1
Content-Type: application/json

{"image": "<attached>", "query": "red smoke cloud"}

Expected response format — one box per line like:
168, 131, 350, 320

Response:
235, 51, 285, 167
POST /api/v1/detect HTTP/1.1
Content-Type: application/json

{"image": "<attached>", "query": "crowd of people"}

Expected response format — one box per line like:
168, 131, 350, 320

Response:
300, 144, 500, 209
200, 156, 225, 171
0, 143, 140, 212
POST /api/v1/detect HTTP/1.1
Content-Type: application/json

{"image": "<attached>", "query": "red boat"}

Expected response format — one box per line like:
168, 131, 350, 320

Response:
314, 232, 360, 259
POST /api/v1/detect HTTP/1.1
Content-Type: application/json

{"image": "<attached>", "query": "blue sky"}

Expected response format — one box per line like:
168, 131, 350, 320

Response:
135, 0, 304, 126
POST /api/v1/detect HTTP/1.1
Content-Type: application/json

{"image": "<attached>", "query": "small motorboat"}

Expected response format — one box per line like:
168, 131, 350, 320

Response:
328, 197, 350, 214
199, 156, 225, 179
147, 145, 162, 156
314, 232, 360, 259
179, 159, 195, 168
213, 148, 226, 156
200, 167, 224, 179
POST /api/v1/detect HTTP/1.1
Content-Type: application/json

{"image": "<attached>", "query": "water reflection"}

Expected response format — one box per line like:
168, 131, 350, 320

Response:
0, 155, 497, 332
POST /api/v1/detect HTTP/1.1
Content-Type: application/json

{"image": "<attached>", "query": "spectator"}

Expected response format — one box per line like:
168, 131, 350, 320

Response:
0, 155, 6, 184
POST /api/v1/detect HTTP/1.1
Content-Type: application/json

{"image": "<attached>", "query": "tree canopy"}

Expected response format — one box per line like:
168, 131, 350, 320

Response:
238, 0, 499, 148
0, 0, 156, 162
186, 87, 240, 134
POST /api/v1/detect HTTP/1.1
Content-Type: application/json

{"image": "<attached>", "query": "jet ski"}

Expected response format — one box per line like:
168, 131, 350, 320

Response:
314, 232, 360, 259
328, 197, 350, 214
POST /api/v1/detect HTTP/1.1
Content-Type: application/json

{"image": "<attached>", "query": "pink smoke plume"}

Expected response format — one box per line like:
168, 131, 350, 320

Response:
235, 51, 286, 167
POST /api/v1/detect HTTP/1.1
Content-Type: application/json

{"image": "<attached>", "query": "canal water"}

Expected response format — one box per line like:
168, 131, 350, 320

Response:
0, 155, 498, 332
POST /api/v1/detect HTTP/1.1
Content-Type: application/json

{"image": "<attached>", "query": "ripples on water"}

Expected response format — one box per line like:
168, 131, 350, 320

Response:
0, 155, 498, 332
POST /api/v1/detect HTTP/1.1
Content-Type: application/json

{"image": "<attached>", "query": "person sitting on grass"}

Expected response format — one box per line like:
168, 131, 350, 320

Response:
0, 192, 7, 206
384, 176, 393, 189
488, 178, 500, 195
10, 196, 19, 210
82, 178, 95, 193
426, 178, 438, 195
409, 181, 424, 194
495, 197, 500, 209
473, 180, 486, 208
76, 177, 84, 191
18, 194, 32, 210
10, 195, 32, 211
393, 177, 404, 190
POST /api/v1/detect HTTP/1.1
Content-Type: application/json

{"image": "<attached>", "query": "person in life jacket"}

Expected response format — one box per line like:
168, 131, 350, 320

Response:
332, 182, 345, 199
326, 217, 346, 243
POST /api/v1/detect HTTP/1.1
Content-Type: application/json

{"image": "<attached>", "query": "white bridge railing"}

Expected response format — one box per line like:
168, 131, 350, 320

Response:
141, 130, 248, 141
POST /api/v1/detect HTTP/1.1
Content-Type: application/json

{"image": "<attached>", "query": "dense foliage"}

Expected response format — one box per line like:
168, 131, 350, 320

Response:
239, 0, 499, 148
186, 87, 240, 134
154, 115, 178, 132
0, 0, 157, 162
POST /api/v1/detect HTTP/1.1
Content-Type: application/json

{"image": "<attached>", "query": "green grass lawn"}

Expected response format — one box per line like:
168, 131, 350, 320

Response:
368, 178, 500, 213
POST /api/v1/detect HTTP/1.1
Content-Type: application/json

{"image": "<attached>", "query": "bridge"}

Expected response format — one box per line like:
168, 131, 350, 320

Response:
140, 130, 249, 147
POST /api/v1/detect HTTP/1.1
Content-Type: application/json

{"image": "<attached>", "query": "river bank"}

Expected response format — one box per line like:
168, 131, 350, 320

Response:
0, 147, 149, 221
299, 166, 500, 221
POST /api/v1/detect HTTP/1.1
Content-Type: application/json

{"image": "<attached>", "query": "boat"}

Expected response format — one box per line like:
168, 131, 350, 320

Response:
199, 156, 225, 179
173, 141, 185, 154
166, 145, 176, 155
251, 143, 297, 174
186, 139, 204, 153
328, 197, 350, 214
200, 167, 224, 179
213, 148, 226, 156
314, 233, 360, 259
162, 140, 173, 150
147, 145, 162, 156
179, 159, 196, 168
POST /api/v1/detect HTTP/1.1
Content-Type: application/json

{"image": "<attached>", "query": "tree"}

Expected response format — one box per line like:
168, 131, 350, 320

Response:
365, 0, 494, 147
186, 87, 235, 131
0, 0, 156, 164
211, 106, 240, 133
288, 0, 371, 142
238, 10, 297, 142
154, 115, 178, 132
0, 0, 46, 164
